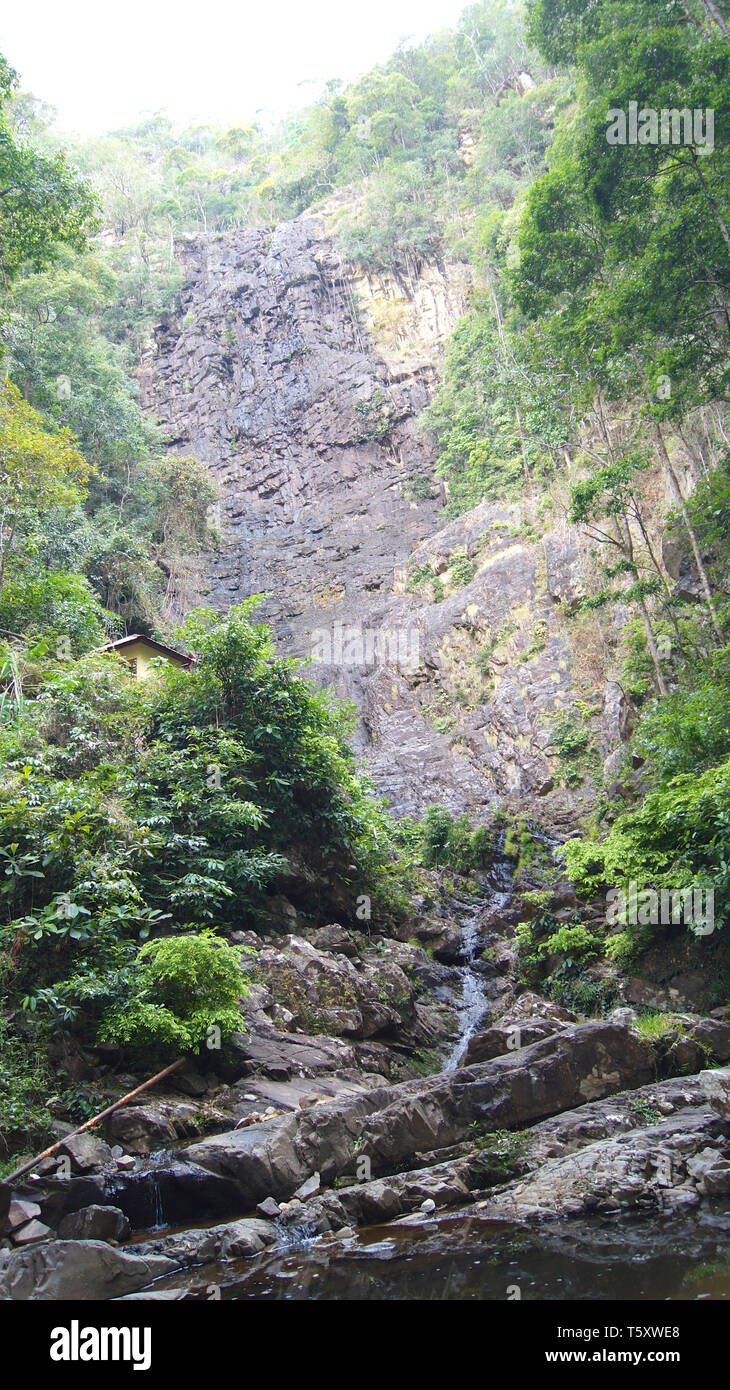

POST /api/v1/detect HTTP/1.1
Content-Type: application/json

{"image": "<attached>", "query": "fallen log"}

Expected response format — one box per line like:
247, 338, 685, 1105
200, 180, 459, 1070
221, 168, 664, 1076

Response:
4, 1057, 186, 1186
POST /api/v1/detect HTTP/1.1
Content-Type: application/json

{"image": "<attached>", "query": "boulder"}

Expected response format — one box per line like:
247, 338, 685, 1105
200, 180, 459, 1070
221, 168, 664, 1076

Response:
256, 1197, 281, 1219
170, 1064, 210, 1098
465, 1019, 564, 1064
465, 993, 576, 1063
58, 1205, 131, 1243
249, 935, 414, 1041
0, 1241, 176, 1300
700, 1065, 730, 1118
661, 1037, 707, 1077
689, 1018, 730, 1063
294, 1172, 321, 1200
105, 1106, 177, 1155
228, 1027, 357, 1082
6, 1199, 41, 1232
308, 925, 360, 958
499, 1075, 710, 1169
133, 1216, 277, 1267
58, 1133, 113, 1173
431, 926, 468, 965
11, 1220, 53, 1247
476, 1106, 729, 1222
293, 1155, 476, 1231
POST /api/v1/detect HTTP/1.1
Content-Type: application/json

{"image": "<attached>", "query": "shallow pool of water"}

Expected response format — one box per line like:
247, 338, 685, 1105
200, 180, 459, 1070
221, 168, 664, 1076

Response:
146, 1203, 730, 1301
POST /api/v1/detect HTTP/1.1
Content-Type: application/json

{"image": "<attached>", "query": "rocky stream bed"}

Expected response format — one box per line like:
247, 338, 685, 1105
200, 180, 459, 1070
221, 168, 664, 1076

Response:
4, 864, 730, 1302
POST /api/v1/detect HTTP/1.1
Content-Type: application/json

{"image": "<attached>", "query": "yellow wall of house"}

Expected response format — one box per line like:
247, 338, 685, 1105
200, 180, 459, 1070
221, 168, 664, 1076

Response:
117, 640, 188, 680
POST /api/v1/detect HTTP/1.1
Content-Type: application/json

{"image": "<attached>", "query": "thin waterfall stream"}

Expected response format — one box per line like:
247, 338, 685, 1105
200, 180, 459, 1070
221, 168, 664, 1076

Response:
443, 845, 515, 1072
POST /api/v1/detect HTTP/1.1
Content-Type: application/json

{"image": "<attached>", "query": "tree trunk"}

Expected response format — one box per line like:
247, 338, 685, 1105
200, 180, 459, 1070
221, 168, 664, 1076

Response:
638, 594, 669, 697
630, 352, 723, 641
651, 420, 724, 642
690, 151, 730, 257
619, 512, 669, 696
702, 0, 730, 39
631, 500, 688, 661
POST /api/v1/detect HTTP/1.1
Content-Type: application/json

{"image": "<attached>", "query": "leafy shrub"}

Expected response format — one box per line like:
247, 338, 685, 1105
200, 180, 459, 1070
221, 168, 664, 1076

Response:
0, 602, 416, 1105
504, 819, 553, 875
408, 563, 441, 596
475, 644, 494, 675
0, 573, 106, 656
98, 931, 247, 1064
546, 973, 616, 1017
539, 923, 601, 960
603, 930, 639, 969
633, 671, 730, 783
523, 619, 548, 661
403, 472, 436, 501
448, 553, 477, 587
548, 707, 597, 786
0, 1020, 54, 1159
514, 918, 543, 986
420, 806, 493, 873
565, 756, 730, 933
562, 838, 608, 898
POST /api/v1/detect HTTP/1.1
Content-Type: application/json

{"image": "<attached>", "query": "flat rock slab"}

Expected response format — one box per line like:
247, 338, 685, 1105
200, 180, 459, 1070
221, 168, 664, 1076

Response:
516, 1075, 711, 1168
234, 1072, 378, 1114
182, 1023, 654, 1204
7, 1199, 41, 1232
59, 1134, 113, 1173
475, 1106, 730, 1221
11, 1220, 53, 1247
133, 1216, 277, 1267
231, 1028, 357, 1079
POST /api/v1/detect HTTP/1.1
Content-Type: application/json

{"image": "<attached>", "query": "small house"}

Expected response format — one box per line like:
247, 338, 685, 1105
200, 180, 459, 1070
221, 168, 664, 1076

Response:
102, 634, 194, 680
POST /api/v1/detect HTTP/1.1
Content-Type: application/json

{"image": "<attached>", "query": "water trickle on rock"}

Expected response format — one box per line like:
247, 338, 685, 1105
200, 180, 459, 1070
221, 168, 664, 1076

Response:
443, 845, 514, 1072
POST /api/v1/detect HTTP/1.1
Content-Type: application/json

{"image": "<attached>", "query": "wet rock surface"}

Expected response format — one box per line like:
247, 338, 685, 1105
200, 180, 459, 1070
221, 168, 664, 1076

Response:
6, 854, 730, 1302
6, 1012, 730, 1298
475, 1104, 730, 1221
57, 1205, 131, 1243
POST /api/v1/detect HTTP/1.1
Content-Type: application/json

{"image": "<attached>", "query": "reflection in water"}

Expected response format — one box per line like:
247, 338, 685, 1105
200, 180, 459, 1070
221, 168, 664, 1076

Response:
147, 1205, 730, 1301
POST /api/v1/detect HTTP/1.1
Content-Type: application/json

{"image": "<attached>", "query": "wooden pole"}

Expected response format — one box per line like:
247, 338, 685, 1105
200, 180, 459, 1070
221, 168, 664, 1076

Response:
5, 1058, 186, 1186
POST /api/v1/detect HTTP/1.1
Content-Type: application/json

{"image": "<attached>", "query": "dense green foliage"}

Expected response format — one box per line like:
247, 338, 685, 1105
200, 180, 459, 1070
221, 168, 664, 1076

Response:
2, 0, 730, 1152
0, 602, 411, 1034
564, 754, 730, 937
0, 43, 450, 1149
98, 932, 248, 1064
0, 57, 97, 284
501, 0, 730, 951
421, 805, 494, 872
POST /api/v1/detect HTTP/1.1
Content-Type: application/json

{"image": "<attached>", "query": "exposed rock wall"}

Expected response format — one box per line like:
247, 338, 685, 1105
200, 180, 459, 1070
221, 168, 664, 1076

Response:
141, 214, 610, 820
140, 213, 447, 629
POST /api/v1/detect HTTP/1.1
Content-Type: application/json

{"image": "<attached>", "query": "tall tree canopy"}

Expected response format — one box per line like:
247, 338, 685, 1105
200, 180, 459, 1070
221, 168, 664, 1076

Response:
0, 56, 97, 285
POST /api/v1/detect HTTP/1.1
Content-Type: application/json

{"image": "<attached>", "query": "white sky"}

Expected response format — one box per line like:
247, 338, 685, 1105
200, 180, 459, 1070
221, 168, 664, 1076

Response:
0, 0, 470, 137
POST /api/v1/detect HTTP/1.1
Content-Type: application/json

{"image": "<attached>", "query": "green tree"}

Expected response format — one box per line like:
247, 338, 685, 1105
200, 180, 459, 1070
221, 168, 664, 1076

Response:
0, 55, 97, 285
98, 932, 247, 1064
0, 380, 89, 599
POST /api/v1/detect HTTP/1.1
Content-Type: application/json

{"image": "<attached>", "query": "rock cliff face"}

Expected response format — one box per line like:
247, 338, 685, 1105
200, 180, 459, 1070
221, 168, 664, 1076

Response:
141, 213, 613, 821
140, 213, 447, 625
